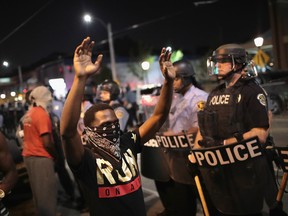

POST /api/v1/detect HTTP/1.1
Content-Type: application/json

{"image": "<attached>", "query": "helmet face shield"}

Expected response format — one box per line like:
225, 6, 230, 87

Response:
207, 55, 234, 76
207, 44, 248, 77
207, 57, 218, 76
242, 60, 258, 79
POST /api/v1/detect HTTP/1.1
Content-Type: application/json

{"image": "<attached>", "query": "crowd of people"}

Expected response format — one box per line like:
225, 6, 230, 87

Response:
0, 36, 287, 216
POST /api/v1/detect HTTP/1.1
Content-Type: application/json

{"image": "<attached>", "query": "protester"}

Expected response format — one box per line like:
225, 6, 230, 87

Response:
155, 59, 208, 216
188, 43, 287, 216
60, 36, 175, 215
0, 131, 18, 215
123, 84, 138, 129
97, 79, 129, 133
22, 85, 58, 216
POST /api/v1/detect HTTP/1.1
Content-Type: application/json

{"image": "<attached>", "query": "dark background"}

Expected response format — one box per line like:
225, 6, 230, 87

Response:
0, 0, 270, 69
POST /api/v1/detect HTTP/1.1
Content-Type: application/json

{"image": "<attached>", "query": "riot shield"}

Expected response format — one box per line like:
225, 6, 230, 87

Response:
154, 133, 196, 184
140, 133, 196, 182
191, 137, 277, 215
140, 138, 170, 181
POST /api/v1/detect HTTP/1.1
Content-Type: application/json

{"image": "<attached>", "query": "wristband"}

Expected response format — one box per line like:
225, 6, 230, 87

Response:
234, 133, 244, 142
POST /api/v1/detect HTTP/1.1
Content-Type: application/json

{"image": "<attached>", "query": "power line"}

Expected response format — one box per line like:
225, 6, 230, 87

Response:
94, 10, 185, 47
0, 0, 54, 46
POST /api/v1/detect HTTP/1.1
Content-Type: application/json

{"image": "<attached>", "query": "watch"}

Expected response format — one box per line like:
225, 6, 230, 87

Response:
0, 189, 5, 199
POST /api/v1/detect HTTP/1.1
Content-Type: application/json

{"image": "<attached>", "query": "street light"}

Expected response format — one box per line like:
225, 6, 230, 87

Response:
254, 37, 264, 48
83, 14, 117, 81
253, 36, 269, 72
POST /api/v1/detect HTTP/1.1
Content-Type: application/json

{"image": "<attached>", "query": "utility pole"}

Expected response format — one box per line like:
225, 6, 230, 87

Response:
107, 23, 117, 82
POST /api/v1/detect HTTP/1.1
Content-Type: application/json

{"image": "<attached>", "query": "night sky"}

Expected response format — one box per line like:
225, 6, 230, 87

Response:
0, 0, 270, 73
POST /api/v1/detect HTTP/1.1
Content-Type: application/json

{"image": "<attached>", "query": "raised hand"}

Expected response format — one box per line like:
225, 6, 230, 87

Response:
159, 47, 175, 81
73, 37, 103, 77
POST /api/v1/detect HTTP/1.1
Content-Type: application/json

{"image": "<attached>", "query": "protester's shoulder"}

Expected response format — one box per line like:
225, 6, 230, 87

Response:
120, 128, 140, 145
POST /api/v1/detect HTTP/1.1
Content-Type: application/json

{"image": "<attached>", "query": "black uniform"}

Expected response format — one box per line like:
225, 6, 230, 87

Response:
197, 78, 278, 216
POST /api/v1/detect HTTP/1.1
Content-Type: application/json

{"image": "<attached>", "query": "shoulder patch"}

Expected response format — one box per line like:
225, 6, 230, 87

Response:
257, 93, 266, 106
237, 94, 242, 103
197, 101, 206, 111
115, 109, 124, 119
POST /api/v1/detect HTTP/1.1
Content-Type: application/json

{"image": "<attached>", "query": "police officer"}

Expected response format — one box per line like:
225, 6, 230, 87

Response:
98, 79, 129, 133
154, 59, 208, 216
189, 44, 287, 216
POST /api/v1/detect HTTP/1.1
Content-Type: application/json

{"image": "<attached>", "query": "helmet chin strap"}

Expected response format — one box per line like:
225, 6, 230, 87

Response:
176, 80, 191, 95
218, 64, 245, 81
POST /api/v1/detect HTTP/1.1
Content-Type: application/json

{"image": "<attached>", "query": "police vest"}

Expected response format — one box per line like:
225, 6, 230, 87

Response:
198, 83, 244, 140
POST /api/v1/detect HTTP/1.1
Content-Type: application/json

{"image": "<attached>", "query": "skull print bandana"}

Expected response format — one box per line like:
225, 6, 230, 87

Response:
83, 120, 121, 161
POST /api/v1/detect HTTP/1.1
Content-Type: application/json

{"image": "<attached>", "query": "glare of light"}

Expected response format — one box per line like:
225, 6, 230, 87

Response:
166, 46, 172, 52
2, 61, 9, 67
0, 78, 11, 84
83, 14, 92, 23
141, 61, 150, 71
49, 78, 67, 99
0, 94, 6, 99
18, 94, 23, 101
254, 37, 264, 48
10, 91, 16, 97
54, 105, 60, 111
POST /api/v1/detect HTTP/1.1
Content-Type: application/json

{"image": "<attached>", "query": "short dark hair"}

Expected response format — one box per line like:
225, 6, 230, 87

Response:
83, 103, 114, 127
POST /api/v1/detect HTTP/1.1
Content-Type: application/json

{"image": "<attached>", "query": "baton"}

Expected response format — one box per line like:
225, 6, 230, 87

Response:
194, 174, 210, 216
276, 172, 288, 202
184, 130, 210, 216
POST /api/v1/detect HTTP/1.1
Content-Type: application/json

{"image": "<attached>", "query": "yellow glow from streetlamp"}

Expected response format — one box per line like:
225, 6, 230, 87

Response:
254, 37, 264, 48
18, 94, 23, 101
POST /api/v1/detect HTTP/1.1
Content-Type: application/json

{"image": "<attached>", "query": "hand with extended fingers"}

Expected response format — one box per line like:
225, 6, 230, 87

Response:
159, 47, 176, 81
73, 36, 103, 78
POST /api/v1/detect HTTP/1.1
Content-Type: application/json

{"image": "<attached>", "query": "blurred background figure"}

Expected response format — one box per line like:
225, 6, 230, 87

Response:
0, 131, 18, 216
97, 79, 129, 133
123, 84, 139, 130
22, 85, 58, 216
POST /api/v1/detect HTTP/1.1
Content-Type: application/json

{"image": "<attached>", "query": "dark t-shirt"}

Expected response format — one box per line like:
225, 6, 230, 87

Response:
71, 129, 146, 216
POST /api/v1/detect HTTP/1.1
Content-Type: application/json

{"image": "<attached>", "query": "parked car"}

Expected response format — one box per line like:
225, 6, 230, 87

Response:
262, 77, 288, 114
256, 70, 288, 114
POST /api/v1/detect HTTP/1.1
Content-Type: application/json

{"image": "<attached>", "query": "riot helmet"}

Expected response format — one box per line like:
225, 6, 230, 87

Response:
173, 59, 202, 93
97, 79, 120, 103
207, 44, 257, 79
83, 85, 95, 103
